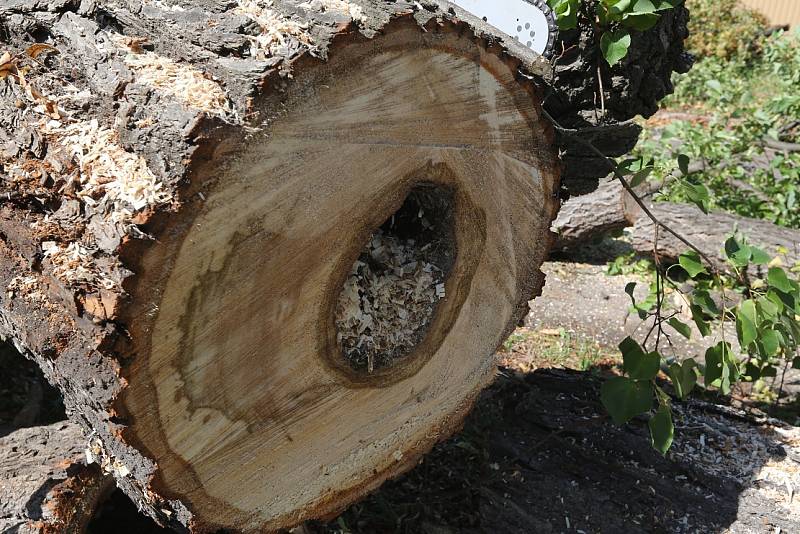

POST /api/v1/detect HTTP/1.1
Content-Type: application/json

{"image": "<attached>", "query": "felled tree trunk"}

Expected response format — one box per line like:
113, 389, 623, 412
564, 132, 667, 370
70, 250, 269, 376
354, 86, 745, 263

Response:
1, 2, 562, 532
0, 1, 689, 532
0, 422, 112, 534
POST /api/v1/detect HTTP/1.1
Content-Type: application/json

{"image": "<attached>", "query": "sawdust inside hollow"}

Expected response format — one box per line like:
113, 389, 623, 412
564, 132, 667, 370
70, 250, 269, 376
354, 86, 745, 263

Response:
335, 184, 456, 373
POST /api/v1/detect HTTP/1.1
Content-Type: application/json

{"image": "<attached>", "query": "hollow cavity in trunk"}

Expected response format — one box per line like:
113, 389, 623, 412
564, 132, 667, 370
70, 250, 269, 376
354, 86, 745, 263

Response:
335, 183, 456, 373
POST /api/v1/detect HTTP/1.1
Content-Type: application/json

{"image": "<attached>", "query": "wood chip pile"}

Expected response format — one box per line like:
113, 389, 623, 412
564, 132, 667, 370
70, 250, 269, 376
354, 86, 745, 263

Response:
336, 228, 446, 373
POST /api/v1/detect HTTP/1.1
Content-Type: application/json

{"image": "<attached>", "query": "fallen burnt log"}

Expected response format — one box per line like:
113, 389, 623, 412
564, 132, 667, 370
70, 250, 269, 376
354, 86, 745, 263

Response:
0, 1, 688, 532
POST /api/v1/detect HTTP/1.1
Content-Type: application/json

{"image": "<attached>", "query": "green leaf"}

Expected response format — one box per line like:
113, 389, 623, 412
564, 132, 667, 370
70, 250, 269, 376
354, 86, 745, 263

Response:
631, 0, 657, 13
690, 304, 711, 337
548, 0, 580, 30
744, 361, 761, 381
600, 30, 632, 67
704, 344, 724, 385
705, 342, 735, 394
606, 0, 634, 16
736, 299, 758, 348
750, 246, 771, 265
766, 289, 787, 314
678, 250, 707, 278
629, 166, 653, 188
677, 154, 690, 176
768, 267, 793, 293
624, 281, 638, 307
618, 157, 645, 175
684, 183, 710, 214
666, 358, 698, 400
692, 290, 720, 316
619, 337, 660, 380
668, 317, 692, 340
601, 377, 653, 425
793, 357, 800, 370
653, 0, 681, 10
725, 236, 752, 268
757, 296, 781, 320
757, 328, 782, 357
622, 12, 660, 31
649, 404, 674, 455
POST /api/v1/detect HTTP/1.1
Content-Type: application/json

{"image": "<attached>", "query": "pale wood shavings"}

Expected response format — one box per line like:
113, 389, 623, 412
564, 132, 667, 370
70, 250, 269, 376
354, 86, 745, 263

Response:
86, 437, 131, 478
299, 0, 367, 23
235, 0, 315, 59
43, 119, 172, 215
4, 53, 170, 218
146, 0, 187, 12
42, 242, 116, 290
1, 48, 166, 292
336, 230, 445, 372
111, 35, 233, 117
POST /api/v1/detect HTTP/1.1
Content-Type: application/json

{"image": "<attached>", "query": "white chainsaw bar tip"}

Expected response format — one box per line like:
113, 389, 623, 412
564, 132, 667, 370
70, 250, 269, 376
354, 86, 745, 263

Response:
449, 0, 558, 57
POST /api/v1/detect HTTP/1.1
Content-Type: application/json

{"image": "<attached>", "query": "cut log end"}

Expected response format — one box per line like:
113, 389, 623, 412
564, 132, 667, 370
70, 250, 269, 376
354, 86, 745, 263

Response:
114, 20, 559, 532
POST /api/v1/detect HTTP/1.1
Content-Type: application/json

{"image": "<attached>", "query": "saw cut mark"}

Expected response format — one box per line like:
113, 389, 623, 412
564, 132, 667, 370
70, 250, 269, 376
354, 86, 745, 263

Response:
335, 184, 455, 374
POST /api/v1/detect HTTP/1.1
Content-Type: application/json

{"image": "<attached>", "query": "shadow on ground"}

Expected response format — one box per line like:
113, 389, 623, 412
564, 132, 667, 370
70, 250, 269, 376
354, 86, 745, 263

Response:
2, 342, 798, 534
307, 369, 799, 534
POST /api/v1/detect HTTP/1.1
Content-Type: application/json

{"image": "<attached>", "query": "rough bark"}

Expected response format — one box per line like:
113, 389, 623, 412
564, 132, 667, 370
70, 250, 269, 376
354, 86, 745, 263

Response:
631, 202, 800, 271
0, 422, 113, 534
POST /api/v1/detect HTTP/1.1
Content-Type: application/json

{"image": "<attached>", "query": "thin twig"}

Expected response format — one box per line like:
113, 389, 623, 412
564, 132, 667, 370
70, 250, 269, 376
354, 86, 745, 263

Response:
597, 65, 606, 117
774, 361, 789, 412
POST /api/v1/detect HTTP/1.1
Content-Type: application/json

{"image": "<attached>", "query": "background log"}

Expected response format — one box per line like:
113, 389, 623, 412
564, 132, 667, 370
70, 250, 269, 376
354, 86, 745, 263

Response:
631, 202, 800, 270
0, 422, 112, 534
552, 177, 800, 270
552, 178, 640, 248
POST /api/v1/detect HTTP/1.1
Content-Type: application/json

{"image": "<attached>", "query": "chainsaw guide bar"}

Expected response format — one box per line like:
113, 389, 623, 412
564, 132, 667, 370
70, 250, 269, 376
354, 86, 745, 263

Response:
450, 0, 559, 57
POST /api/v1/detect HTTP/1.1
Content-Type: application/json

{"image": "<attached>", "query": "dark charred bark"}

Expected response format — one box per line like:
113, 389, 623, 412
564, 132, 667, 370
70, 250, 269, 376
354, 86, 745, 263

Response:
546, 3, 692, 195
